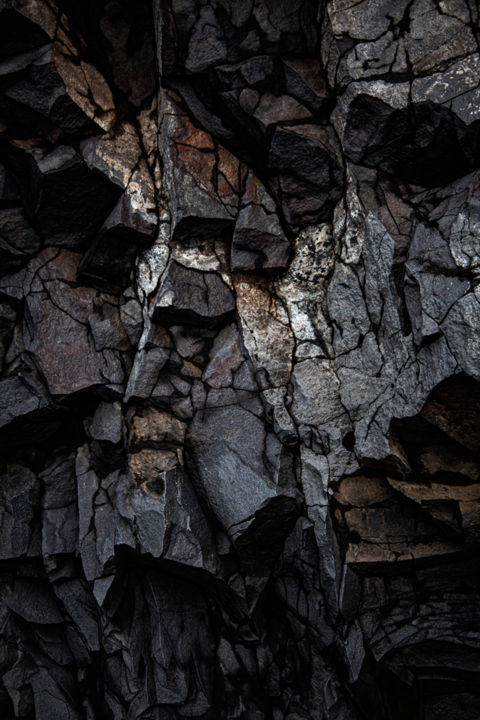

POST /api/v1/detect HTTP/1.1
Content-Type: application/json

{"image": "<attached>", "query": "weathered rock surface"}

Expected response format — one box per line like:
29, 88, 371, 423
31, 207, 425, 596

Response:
0, 1, 480, 718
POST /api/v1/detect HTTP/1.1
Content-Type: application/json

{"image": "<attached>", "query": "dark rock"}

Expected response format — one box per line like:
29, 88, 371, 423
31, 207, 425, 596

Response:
215, 56, 277, 93
344, 95, 480, 187
0, 368, 51, 431
40, 453, 78, 557
0, 7, 50, 59
282, 58, 328, 113
251, 93, 312, 135
6, 578, 63, 624
0, 161, 21, 205
232, 202, 290, 272
86, 400, 123, 444
0, 464, 40, 559
186, 401, 301, 562
100, 191, 158, 246
421, 374, 480, 453
185, 5, 227, 74
162, 93, 242, 234
0, 207, 42, 275
202, 322, 256, 391
1, 44, 95, 134
232, 172, 291, 272
10, 144, 118, 247
78, 191, 157, 293
153, 260, 235, 328
22, 249, 125, 396
78, 233, 138, 294
0, 1, 479, 718
269, 123, 344, 229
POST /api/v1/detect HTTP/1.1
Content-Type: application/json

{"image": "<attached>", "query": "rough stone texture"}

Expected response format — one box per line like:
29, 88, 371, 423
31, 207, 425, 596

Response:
0, 1, 480, 719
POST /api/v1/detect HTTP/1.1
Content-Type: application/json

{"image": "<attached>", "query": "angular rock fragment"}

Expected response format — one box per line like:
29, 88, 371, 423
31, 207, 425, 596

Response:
231, 172, 290, 272
161, 93, 243, 236
0, 464, 40, 559
22, 249, 126, 395
40, 452, 78, 557
86, 400, 123, 444
282, 58, 328, 113
153, 259, 235, 329
186, 402, 301, 564
421, 374, 480, 453
102, 191, 158, 246
0, 207, 42, 275
78, 187, 158, 293
0, 41, 97, 135
269, 123, 344, 229
0, 366, 51, 431
9, 144, 118, 247
344, 95, 480, 187
78, 235, 138, 294
129, 406, 186, 449
5, 578, 63, 624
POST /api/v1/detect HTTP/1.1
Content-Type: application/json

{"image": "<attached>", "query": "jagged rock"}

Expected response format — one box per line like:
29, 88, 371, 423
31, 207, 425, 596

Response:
40, 452, 78, 557
86, 400, 123, 444
0, 40, 97, 135
161, 92, 243, 235
153, 259, 235, 328
22, 249, 126, 395
185, 5, 227, 73
0, 366, 51, 431
8, 144, 118, 247
0, 207, 42, 275
0, 464, 40, 559
129, 406, 186, 448
269, 123, 344, 229
78, 189, 158, 292
421, 374, 480, 453
186, 401, 301, 564
78, 234, 138, 294
282, 58, 328, 113
249, 92, 312, 135
0, 1, 480, 718
344, 95, 480, 187
101, 190, 158, 245
231, 171, 290, 272
5, 578, 63, 624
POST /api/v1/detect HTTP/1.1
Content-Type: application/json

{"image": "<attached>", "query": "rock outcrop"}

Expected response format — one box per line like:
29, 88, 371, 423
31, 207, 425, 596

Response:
0, 1, 479, 718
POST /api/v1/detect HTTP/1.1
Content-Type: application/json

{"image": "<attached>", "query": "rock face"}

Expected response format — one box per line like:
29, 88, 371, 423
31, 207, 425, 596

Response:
0, 1, 479, 718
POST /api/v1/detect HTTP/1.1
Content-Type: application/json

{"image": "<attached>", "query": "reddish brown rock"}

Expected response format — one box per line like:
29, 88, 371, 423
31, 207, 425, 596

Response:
23, 250, 126, 395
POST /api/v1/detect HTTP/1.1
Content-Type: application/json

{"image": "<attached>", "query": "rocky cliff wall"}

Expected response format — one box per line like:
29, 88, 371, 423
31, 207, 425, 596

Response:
0, 1, 480, 718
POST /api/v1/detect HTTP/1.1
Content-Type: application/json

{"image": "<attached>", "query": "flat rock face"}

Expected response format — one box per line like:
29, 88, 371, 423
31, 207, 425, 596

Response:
0, 1, 480, 719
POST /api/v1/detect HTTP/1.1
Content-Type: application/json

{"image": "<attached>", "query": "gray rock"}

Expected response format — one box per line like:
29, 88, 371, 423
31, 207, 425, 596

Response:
441, 293, 480, 380
232, 200, 291, 273
0, 1, 480, 718
86, 401, 123, 444
153, 260, 235, 328
0, 207, 42, 276
185, 5, 227, 73
0, 370, 51, 431
186, 401, 301, 561
0, 464, 40, 559
40, 453, 78, 557
5, 579, 63, 624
